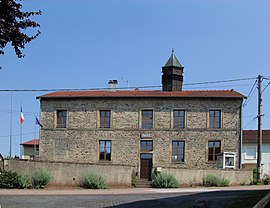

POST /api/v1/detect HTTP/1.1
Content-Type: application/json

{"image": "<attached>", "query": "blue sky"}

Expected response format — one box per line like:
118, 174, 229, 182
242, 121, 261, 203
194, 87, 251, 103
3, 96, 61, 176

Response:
0, 0, 270, 157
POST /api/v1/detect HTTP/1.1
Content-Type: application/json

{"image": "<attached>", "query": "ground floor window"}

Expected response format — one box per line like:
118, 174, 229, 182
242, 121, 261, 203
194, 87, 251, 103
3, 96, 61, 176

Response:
208, 141, 221, 161
172, 141, 185, 162
99, 140, 111, 161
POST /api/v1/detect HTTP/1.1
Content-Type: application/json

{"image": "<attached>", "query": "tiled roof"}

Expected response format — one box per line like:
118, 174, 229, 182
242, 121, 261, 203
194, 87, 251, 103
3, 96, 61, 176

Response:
22, 139, 39, 146
242, 130, 270, 143
37, 90, 245, 99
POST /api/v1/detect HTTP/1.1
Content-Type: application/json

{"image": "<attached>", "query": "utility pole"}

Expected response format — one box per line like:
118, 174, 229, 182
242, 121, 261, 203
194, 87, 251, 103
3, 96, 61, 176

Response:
257, 75, 263, 181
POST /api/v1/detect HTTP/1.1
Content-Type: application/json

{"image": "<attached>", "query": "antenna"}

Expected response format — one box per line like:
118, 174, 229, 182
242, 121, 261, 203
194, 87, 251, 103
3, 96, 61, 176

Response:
122, 77, 130, 89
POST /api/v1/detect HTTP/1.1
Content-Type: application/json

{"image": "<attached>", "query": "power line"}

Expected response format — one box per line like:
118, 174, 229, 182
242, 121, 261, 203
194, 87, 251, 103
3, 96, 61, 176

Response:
0, 109, 38, 116
262, 81, 270, 93
185, 83, 253, 90
184, 77, 257, 86
242, 116, 257, 129
242, 80, 257, 108
0, 132, 36, 139
0, 77, 258, 92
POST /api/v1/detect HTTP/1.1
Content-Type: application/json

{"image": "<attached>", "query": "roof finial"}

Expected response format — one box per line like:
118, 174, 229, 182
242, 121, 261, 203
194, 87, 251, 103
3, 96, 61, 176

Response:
172, 48, 174, 54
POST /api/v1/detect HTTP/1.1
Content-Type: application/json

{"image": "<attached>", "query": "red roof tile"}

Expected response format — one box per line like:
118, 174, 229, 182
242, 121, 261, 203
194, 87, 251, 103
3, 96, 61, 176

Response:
242, 130, 270, 143
37, 90, 245, 99
22, 139, 39, 146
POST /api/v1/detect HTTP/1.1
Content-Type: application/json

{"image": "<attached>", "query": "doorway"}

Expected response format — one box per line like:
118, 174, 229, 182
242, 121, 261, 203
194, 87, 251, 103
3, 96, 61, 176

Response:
140, 153, 152, 180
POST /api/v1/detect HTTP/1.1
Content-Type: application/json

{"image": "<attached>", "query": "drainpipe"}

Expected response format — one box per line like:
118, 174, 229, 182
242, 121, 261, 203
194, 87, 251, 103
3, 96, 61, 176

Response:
239, 101, 243, 169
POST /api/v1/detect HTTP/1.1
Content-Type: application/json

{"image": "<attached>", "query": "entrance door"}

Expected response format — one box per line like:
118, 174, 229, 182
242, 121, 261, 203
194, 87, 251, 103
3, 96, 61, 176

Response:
140, 153, 153, 180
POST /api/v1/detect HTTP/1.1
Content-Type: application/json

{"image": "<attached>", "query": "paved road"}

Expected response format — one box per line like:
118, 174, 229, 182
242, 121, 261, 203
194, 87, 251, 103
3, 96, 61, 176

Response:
0, 186, 269, 208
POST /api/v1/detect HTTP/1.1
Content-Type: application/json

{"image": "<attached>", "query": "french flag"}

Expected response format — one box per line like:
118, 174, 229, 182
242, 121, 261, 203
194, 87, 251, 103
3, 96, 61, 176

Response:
20, 106, 25, 124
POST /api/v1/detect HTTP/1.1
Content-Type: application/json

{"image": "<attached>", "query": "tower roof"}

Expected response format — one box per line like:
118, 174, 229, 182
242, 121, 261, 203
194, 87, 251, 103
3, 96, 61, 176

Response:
163, 49, 183, 68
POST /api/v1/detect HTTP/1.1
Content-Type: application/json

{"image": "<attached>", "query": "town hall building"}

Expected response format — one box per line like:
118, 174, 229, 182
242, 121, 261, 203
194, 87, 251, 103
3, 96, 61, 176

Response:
37, 52, 245, 180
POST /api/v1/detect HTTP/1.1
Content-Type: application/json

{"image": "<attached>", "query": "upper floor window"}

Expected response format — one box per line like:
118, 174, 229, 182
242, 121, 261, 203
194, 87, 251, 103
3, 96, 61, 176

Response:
173, 110, 185, 129
56, 110, 67, 128
172, 141, 185, 162
142, 110, 153, 129
208, 141, 221, 161
209, 110, 221, 128
100, 110, 111, 128
99, 140, 111, 161
141, 140, 153, 152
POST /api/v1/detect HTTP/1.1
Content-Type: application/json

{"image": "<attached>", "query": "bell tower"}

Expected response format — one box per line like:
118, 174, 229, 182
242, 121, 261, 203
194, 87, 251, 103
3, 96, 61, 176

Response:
162, 49, 184, 91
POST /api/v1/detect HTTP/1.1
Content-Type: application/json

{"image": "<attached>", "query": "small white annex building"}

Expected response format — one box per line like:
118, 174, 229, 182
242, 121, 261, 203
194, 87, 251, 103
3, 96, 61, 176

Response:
242, 130, 270, 175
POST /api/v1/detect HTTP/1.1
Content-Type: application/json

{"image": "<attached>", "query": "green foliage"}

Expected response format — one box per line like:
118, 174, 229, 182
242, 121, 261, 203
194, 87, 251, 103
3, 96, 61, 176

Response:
18, 174, 32, 189
203, 174, 230, 187
31, 168, 51, 189
152, 172, 179, 188
81, 171, 106, 189
0, 170, 20, 188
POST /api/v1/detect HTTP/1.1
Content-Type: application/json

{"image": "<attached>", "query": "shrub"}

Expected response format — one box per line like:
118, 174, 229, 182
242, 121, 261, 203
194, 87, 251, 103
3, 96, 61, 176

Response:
81, 171, 106, 189
152, 172, 179, 188
218, 177, 230, 187
18, 174, 32, 189
31, 168, 51, 189
0, 170, 20, 188
203, 174, 230, 187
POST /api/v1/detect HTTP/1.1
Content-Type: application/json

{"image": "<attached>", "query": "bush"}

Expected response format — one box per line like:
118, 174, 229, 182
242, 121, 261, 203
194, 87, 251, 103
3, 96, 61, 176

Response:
18, 174, 32, 189
0, 170, 20, 188
203, 174, 230, 187
81, 171, 106, 189
152, 172, 179, 188
31, 168, 51, 189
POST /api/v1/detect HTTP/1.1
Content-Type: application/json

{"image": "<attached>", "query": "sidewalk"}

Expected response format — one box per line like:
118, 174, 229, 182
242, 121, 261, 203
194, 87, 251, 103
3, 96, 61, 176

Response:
0, 185, 269, 196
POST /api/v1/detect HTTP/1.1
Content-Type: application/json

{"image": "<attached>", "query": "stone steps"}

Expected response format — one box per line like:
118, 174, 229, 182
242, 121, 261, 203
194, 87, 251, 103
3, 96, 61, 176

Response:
135, 179, 152, 188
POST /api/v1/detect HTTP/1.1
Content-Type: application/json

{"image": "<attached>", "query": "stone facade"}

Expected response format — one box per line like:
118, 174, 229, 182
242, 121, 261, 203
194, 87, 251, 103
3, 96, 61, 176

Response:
39, 95, 243, 178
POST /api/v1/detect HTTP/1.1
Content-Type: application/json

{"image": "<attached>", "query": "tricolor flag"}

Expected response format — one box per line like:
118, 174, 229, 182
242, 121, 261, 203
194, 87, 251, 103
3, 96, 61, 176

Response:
20, 106, 25, 124
35, 117, 43, 128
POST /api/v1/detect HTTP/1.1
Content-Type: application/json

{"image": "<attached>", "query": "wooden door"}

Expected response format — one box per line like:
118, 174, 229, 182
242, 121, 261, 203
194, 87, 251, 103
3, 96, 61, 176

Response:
140, 158, 152, 180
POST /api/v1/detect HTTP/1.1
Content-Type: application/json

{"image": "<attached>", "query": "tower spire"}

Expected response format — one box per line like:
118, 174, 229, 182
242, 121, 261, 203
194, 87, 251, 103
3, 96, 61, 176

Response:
161, 50, 184, 91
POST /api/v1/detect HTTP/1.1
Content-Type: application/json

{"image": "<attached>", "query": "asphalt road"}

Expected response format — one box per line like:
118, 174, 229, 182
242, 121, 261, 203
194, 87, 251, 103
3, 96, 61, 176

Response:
0, 186, 269, 208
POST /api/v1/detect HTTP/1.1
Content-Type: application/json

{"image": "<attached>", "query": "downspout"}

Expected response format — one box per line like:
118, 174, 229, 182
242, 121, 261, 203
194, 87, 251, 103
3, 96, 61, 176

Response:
238, 100, 243, 169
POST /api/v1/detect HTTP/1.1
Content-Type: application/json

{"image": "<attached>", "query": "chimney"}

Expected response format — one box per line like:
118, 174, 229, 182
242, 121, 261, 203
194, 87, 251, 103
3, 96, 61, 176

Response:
108, 80, 118, 91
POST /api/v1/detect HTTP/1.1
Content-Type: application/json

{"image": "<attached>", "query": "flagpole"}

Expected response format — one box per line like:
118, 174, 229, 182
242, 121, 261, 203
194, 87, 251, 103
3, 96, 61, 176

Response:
34, 113, 37, 159
9, 92, 13, 158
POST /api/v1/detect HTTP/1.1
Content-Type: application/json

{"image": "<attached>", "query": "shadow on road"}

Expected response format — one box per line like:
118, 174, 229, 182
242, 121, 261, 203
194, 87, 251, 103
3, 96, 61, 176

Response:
104, 189, 270, 208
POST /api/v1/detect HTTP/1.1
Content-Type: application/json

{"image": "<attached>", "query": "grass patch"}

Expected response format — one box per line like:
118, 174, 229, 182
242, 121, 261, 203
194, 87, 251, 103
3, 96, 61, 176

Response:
224, 190, 270, 208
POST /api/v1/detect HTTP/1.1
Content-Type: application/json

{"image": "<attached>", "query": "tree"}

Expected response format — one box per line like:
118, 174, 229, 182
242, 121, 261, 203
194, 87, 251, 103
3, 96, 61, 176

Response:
0, 0, 41, 68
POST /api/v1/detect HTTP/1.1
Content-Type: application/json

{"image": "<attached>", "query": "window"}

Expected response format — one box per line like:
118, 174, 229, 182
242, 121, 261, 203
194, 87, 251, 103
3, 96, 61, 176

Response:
173, 110, 185, 129
208, 141, 221, 161
142, 110, 153, 129
141, 140, 153, 152
172, 141, 185, 162
209, 110, 221, 128
56, 110, 67, 128
100, 110, 111, 128
245, 147, 256, 159
99, 140, 111, 161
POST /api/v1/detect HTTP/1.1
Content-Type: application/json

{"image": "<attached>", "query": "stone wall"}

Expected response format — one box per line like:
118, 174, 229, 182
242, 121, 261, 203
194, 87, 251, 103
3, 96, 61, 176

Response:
161, 167, 253, 186
5, 159, 135, 187
39, 97, 242, 173
4, 159, 252, 186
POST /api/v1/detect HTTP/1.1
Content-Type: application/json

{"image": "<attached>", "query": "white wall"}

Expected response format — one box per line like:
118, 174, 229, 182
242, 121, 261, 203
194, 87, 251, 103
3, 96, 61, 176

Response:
242, 143, 270, 175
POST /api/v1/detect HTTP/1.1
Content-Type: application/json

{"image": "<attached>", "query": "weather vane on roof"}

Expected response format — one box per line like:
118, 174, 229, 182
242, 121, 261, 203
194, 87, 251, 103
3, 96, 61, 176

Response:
172, 48, 174, 54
